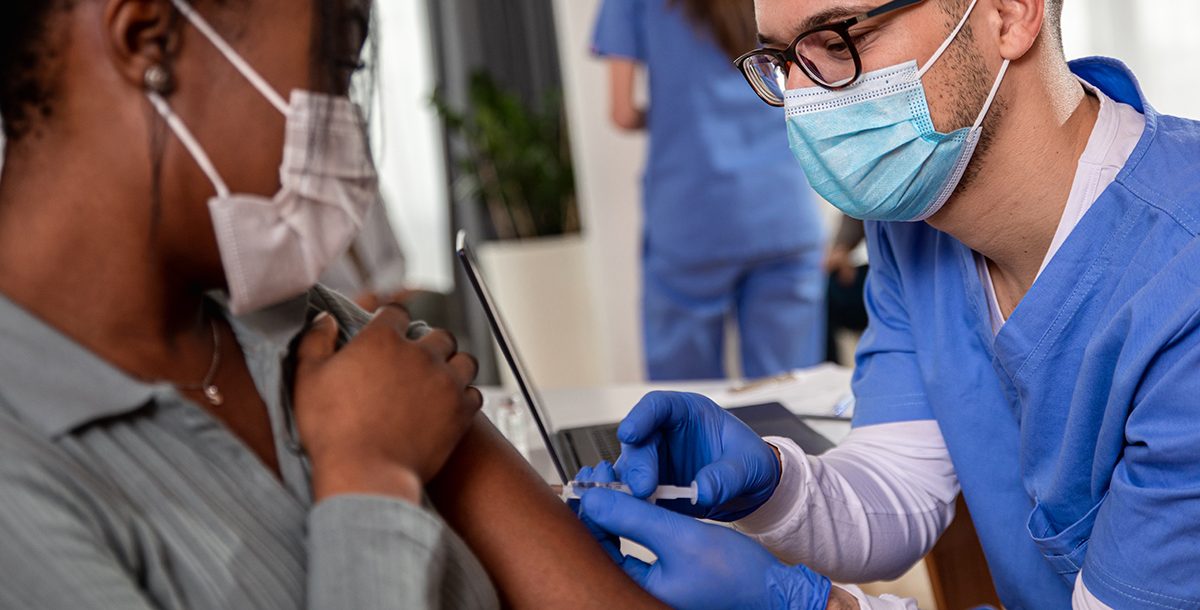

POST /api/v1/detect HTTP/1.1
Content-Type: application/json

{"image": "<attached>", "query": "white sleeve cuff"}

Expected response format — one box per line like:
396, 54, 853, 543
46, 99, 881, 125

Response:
837, 585, 919, 610
734, 436, 810, 536
733, 422, 959, 582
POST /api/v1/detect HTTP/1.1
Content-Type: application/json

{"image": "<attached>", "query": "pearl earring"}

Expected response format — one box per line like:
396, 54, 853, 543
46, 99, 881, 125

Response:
144, 64, 174, 94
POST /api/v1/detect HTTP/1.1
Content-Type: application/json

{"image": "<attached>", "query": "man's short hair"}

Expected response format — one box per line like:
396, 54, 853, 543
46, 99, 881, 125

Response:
1046, 0, 1064, 43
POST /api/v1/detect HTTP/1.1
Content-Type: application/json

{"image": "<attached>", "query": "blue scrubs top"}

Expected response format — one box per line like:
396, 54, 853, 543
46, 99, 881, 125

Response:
591, 0, 824, 265
853, 58, 1200, 609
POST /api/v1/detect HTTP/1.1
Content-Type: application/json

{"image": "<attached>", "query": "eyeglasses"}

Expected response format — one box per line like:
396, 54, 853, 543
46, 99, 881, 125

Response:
735, 0, 926, 107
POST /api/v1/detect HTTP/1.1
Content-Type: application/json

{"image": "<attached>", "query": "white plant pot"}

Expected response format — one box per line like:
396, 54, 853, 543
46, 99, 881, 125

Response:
477, 234, 606, 390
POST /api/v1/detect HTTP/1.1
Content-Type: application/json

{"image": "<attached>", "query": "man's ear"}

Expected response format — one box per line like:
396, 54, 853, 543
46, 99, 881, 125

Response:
993, 0, 1046, 61
103, 0, 180, 91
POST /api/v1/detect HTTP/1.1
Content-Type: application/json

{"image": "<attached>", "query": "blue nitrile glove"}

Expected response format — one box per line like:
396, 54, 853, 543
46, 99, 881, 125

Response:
614, 391, 780, 521
580, 487, 832, 610
573, 461, 624, 564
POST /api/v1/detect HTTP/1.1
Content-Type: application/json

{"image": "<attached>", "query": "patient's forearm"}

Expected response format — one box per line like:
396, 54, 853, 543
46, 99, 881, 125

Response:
428, 415, 664, 609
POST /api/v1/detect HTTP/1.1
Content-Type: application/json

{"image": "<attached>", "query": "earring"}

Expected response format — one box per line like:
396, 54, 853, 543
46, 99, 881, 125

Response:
144, 64, 175, 94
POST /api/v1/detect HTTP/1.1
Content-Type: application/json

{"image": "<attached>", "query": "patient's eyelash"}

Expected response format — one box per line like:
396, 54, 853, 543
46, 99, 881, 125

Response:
337, 59, 368, 73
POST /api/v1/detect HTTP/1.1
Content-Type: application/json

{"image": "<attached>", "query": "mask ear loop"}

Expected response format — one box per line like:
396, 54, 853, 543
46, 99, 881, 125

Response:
972, 59, 1010, 129
916, 0, 980, 80
167, 0, 290, 116
147, 92, 231, 199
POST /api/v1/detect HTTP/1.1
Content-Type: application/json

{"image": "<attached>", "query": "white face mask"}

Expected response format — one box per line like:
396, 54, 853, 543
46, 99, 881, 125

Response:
150, 0, 378, 315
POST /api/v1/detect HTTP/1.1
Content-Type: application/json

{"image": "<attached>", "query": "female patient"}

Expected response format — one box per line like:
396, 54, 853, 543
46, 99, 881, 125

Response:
0, 1, 658, 608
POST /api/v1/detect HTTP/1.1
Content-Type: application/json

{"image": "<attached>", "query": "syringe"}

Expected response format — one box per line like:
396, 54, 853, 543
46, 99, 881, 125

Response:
552, 480, 698, 505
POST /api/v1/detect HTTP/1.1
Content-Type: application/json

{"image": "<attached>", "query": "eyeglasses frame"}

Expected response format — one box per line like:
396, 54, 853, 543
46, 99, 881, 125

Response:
734, 0, 928, 106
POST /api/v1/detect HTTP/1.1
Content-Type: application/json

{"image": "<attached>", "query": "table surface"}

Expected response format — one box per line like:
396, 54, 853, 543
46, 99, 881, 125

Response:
482, 363, 856, 483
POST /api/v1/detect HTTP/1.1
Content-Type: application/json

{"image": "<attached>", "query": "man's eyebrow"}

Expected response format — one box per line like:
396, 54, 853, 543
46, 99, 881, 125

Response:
757, 4, 875, 47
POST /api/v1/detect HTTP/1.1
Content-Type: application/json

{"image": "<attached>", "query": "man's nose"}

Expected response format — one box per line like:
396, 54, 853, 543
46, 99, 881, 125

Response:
786, 61, 818, 90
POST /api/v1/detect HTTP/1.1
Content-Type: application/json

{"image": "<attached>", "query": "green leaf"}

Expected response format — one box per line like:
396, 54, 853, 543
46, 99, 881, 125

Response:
429, 70, 579, 239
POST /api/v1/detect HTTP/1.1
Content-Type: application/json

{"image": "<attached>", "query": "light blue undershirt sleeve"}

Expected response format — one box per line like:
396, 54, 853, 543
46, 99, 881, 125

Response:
1082, 312, 1200, 609
851, 222, 935, 427
591, 0, 646, 61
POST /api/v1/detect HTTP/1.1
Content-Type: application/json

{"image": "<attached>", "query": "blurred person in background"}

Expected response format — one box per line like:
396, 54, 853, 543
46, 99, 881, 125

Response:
823, 216, 868, 364
593, 0, 828, 382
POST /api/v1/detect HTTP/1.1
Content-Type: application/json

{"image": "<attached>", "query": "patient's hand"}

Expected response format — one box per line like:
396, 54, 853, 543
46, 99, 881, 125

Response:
293, 306, 482, 504
354, 289, 414, 313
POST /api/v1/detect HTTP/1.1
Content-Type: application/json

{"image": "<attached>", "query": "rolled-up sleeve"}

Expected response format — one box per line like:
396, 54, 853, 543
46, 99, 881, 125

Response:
307, 495, 498, 610
592, 0, 646, 61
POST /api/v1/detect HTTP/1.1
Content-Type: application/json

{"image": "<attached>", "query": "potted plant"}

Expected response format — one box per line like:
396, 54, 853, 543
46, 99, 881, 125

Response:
434, 71, 579, 240
434, 72, 604, 389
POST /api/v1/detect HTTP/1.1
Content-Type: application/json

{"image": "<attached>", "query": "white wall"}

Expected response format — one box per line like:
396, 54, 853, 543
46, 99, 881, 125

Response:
370, 0, 453, 292
1063, 1, 1200, 118
552, 0, 648, 383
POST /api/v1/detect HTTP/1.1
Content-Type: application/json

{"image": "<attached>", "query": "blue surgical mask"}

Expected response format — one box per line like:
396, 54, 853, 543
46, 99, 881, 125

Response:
784, 0, 1009, 222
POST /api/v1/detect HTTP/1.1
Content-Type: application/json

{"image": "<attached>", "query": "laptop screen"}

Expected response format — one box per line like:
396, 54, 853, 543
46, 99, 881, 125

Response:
455, 231, 569, 484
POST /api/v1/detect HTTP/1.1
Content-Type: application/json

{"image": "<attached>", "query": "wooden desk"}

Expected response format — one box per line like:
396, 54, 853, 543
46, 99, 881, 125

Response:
926, 497, 1002, 609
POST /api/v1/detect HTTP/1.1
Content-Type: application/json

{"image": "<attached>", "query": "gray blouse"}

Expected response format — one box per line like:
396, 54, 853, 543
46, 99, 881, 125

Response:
0, 286, 498, 609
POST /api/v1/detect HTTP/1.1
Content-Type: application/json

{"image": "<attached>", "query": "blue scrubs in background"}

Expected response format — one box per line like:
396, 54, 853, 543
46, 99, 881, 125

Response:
854, 58, 1200, 608
592, 0, 827, 381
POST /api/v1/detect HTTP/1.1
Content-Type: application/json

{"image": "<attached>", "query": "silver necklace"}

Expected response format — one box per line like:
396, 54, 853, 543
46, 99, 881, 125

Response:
178, 319, 224, 406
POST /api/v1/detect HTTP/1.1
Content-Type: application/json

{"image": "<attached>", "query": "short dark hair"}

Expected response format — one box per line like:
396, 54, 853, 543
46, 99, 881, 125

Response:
0, 1, 73, 140
0, 0, 373, 142
1046, 0, 1064, 44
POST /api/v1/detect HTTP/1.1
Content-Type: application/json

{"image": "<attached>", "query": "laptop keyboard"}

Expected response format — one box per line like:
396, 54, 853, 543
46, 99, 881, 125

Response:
590, 426, 623, 463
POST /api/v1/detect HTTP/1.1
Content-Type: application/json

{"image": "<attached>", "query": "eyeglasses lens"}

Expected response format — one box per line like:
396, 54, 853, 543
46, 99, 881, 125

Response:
743, 55, 788, 106
795, 29, 858, 88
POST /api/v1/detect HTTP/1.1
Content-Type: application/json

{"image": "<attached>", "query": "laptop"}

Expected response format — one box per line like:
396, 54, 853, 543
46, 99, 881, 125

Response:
456, 231, 834, 484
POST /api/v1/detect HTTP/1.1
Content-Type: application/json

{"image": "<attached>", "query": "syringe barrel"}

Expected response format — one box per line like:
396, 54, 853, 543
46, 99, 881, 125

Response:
555, 481, 698, 505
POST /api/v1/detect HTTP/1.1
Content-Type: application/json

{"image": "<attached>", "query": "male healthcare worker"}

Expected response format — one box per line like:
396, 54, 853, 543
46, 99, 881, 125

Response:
576, 0, 1200, 608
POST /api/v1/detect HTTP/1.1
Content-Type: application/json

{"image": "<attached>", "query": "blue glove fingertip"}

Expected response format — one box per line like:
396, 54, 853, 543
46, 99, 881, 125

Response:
694, 470, 720, 507
580, 487, 619, 520
619, 555, 654, 587
595, 461, 617, 482
626, 468, 656, 498
616, 419, 639, 443
766, 563, 833, 610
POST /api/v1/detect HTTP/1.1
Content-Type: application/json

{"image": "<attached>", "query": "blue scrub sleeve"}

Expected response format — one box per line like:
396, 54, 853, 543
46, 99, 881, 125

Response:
850, 222, 936, 427
1082, 314, 1200, 608
591, 0, 646, 61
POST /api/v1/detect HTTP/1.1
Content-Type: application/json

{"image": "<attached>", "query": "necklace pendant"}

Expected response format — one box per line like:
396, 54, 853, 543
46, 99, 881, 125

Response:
203, 385, 224, 406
